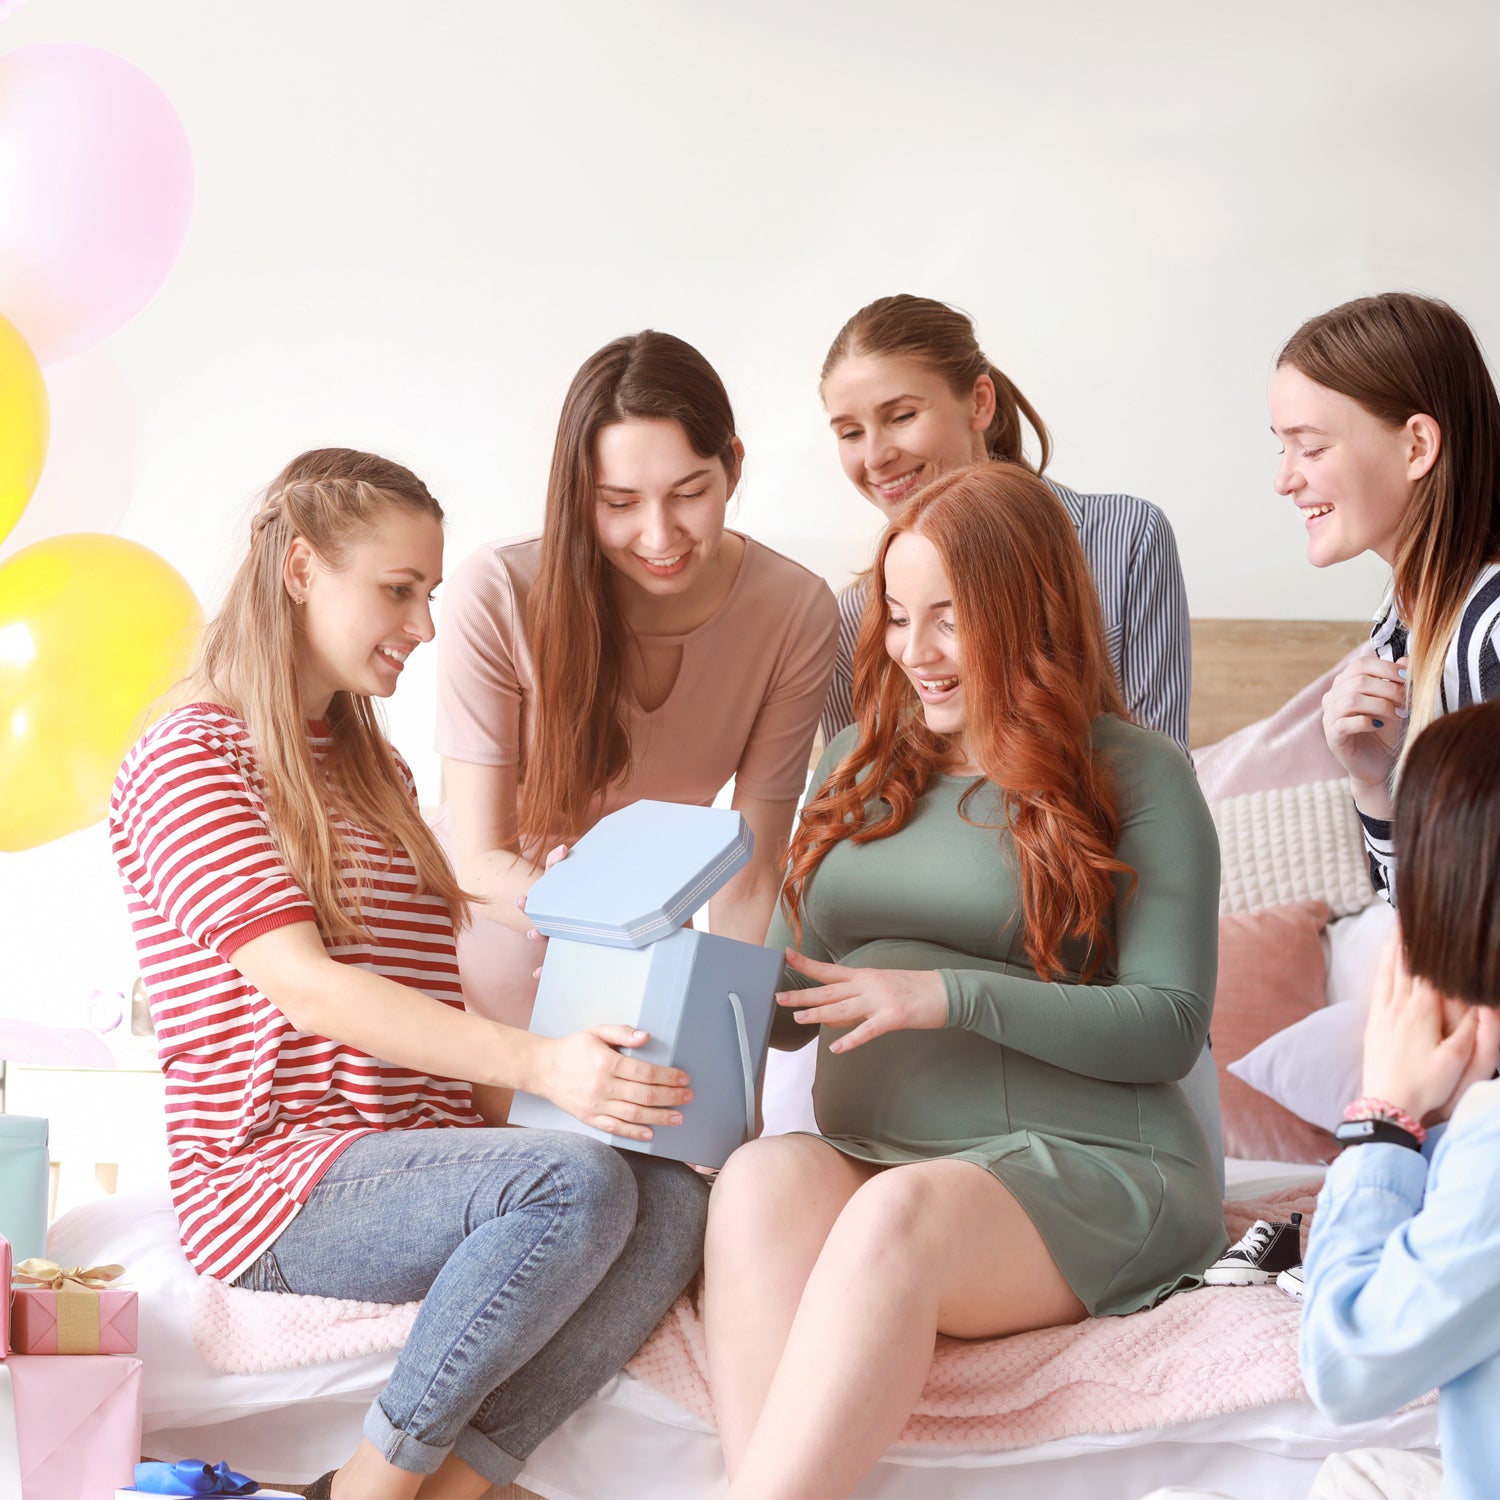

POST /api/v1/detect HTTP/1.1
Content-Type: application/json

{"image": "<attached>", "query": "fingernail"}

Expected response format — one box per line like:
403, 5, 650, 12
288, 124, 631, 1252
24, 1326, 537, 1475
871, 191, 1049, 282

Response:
669, 1114, 683, 1124
795, 1011, 809, 1023
632, 1029, 646, 1040
1396, 707, 1410, 719
683, 1091, 694, 1102
527, 929, 539, 940
1397, 667, 1408, 680
1372, 719, 1384, 729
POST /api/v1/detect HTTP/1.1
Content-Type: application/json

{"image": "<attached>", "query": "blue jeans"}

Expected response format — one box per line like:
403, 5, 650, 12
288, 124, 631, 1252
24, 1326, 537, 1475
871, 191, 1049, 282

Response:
233, 1127, 707, 1485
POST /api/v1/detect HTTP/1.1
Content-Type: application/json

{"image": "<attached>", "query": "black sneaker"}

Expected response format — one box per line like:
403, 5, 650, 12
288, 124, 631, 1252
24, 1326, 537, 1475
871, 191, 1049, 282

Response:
1204, 1213, 1303, 1285
1276, 1264, 1305, 1300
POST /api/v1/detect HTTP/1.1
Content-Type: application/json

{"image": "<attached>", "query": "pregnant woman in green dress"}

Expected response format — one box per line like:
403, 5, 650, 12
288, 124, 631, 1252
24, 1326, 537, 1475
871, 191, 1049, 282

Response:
703, 461, 1227, 1499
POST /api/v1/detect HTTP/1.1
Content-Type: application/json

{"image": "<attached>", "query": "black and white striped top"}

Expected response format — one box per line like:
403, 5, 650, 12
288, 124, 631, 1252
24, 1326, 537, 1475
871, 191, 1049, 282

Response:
1360, 559, 1500, 901
818, 478, 1192, 753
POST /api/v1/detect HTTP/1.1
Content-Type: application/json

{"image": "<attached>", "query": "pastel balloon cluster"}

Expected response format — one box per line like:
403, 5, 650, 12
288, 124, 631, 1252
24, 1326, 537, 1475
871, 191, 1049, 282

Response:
0, 45, 202, 851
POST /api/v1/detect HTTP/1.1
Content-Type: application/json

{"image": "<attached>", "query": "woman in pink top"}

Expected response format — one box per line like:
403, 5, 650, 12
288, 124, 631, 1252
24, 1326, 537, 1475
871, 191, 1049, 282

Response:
437, 330, 838, 1031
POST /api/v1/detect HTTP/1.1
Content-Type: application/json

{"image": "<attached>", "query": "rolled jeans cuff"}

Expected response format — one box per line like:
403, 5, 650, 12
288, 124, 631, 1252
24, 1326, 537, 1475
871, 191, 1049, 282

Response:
363, 1395, 451, 1476
452, 1427, 527, 1489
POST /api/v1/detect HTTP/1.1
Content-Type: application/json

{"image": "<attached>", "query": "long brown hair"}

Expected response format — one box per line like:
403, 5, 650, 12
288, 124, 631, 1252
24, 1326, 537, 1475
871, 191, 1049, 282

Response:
519, 331, 740, 849
1277, 293, 1500, 766
193, 448, 470, 942
821, 294, 1053, 474
1395, 702, 1500, 1005
783, 462, 1130, 981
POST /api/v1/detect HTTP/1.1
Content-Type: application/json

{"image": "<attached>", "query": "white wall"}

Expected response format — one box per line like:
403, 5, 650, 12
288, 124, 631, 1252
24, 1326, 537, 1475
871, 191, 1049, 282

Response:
3, 0, 1499, 1015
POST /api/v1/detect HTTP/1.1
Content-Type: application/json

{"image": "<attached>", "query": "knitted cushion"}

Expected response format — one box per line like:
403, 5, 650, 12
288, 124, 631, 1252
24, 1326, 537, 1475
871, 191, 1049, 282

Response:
1210, 779, 1375, 918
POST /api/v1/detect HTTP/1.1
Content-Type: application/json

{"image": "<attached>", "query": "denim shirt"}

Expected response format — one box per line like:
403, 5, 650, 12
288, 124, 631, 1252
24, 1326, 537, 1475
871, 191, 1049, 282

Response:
1301, 1082, 1500, 1499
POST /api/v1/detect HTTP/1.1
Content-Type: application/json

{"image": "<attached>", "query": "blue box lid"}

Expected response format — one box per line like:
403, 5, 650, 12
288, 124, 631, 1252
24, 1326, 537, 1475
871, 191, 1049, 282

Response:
525, 800, 754, 948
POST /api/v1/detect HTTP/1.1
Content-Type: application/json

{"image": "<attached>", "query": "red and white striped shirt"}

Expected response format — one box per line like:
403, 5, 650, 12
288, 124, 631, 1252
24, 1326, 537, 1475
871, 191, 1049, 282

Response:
109, 704, 481, 1281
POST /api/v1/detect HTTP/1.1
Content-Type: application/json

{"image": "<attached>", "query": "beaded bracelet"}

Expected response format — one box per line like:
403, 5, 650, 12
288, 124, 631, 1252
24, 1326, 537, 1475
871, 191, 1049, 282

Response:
1345, 1095, 1427, 1146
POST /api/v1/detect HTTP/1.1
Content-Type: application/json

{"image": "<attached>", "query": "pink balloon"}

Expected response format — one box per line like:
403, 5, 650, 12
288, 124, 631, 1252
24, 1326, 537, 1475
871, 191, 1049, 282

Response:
0, 44, 194, 365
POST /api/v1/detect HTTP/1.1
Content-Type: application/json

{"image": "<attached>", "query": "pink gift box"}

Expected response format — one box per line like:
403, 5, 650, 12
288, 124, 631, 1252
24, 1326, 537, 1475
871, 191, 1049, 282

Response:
1, 1235, 11, 1356
10, 1286, 138, 1355
0, 1353, 144, 1495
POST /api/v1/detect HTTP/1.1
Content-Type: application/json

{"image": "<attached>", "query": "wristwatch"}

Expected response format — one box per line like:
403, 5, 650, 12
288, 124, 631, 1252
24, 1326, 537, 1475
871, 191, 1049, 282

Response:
1334, 1117, 1422, 1151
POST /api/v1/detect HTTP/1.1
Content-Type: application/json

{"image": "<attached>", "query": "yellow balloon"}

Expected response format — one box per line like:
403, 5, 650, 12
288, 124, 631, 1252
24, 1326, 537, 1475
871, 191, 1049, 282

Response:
0, 314, 49, 547
0, 533, 203, 850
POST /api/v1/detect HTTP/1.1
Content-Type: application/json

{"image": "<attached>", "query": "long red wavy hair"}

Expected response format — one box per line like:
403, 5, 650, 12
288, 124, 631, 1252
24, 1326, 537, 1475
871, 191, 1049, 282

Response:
782, 462, 1132, 981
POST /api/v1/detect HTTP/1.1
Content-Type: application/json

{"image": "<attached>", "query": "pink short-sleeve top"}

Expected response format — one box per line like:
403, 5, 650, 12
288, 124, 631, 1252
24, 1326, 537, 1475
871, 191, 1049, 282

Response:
435, 532, 838, 815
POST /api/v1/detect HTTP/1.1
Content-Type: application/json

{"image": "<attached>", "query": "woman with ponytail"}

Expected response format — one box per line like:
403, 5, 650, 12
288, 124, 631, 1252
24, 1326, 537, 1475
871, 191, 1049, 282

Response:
1271, 291, 1500, 902
438, 331, 837, 1029
818, 293, 1192, 751
110, 449, 708, 1500
702, 463, 1224, 1499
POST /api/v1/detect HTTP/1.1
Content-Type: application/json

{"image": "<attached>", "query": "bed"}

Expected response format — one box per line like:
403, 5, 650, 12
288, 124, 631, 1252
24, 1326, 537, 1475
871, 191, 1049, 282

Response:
46, 617, 1441, 1499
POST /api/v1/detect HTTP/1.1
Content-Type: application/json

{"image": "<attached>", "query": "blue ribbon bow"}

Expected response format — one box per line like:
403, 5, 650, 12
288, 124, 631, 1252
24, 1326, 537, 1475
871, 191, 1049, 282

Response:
131, 1461, 262, 1495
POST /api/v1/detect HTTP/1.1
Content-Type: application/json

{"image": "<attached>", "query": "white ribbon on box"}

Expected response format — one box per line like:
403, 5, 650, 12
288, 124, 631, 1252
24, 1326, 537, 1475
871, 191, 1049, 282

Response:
0, 1363, 22, 1500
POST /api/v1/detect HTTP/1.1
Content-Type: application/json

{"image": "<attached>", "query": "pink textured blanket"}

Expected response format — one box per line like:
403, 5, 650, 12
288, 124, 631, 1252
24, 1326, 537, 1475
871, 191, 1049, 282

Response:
626, 1188, 1326, 1449
195, 1189, 1329, 1452
193, 1279, 420, 1373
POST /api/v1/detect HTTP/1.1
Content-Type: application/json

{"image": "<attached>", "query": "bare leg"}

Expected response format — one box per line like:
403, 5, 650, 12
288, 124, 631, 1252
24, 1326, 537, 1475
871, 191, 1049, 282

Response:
728, 1160, 1087, 1499
703, 1135, 879, 1476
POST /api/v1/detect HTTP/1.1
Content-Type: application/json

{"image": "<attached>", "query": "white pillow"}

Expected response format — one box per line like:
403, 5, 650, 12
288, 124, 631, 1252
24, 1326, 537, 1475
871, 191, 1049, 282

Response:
1324, 900, 1398, 1007
1211, 779, 1376, 919
1228, 903, 1396, 1133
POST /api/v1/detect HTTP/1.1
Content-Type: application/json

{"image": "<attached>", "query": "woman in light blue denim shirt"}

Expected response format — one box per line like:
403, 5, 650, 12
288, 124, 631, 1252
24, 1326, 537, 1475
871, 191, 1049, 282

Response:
1301, 701, 1500, 1500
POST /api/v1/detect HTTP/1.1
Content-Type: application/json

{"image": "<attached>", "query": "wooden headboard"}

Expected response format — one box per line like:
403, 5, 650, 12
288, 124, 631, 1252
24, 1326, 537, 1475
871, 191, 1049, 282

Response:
1189, 619, 1368, 749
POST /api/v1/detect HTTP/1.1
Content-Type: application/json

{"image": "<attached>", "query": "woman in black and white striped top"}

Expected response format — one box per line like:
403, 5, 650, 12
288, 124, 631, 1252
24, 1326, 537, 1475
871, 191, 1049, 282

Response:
818, 295, 1192, 754
1270, 292, 1500, 900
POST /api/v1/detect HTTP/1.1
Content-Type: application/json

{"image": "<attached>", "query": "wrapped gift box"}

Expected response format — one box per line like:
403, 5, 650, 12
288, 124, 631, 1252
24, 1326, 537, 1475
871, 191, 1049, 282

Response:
0, 1352, 143, 1495
116, 1460, 299, 1497
115, 1492, 299, 1499
511, 801, 782, 1168
1, 1235, 10, 1357
11, 1284, 138, 1355
0, 1116, 49, 1261
115, 1491, 299, 1499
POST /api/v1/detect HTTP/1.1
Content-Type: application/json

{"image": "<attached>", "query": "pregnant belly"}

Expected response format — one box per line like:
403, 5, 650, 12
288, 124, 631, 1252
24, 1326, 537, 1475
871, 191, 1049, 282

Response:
808, 938, 1151, 1154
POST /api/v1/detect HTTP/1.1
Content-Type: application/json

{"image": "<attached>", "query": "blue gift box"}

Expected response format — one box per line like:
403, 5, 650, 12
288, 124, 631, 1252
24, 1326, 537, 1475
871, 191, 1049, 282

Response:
510, 801, 782, 1168
0, 1114, 49, 1261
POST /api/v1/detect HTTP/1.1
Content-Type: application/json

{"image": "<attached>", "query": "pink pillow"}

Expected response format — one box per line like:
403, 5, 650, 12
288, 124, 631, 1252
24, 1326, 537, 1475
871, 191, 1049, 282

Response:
1194, 652, 1357, 802
1215, 901, 1340, 1164
1228, 903, 1395, 1133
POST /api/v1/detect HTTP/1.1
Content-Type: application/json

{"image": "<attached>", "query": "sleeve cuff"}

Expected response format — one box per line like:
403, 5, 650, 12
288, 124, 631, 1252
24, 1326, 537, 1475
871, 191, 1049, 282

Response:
1357, 809, 1394, 840
1323, 1136, 1428, 1211
217, 903, 319, 958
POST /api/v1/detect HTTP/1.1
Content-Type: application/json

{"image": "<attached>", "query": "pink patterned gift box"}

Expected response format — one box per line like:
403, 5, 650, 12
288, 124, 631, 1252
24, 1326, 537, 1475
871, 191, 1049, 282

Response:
10, 1285, 138, 1354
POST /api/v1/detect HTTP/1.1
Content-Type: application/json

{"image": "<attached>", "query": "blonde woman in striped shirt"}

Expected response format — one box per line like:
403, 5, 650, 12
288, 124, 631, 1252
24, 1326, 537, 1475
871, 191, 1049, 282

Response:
818, 294, 1192, 753
1271, 293, 1500, 901
110, 449, 707, 1500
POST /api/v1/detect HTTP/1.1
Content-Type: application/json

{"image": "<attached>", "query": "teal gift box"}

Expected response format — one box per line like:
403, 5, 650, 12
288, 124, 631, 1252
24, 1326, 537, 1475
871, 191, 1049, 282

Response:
0, 1114, 49, 1261
511, 801, 782, 1168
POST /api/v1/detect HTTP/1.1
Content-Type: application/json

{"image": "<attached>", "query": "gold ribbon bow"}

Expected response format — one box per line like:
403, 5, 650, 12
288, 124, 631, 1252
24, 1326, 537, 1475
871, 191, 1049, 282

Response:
13, 1258, 124, 1292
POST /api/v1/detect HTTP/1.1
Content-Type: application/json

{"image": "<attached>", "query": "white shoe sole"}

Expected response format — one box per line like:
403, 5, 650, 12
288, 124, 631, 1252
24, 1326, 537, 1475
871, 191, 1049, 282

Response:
1276, 1270, 1305, 1299
1204, 1267, 1275, 1285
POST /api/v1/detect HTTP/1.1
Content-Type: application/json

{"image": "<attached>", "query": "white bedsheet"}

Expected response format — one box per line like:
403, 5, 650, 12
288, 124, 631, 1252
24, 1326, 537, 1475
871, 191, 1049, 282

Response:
51, 1159, 1430, 1496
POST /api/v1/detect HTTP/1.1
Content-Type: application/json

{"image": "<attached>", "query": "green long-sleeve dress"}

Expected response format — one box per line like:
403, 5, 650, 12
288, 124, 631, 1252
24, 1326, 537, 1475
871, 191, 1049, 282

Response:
769, 715, 1227, 1316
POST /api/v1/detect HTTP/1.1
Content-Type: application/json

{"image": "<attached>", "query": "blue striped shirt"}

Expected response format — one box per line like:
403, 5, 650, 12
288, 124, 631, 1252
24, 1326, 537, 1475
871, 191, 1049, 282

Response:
1359, 560, 1500, 901
818, 479, 1192, 753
